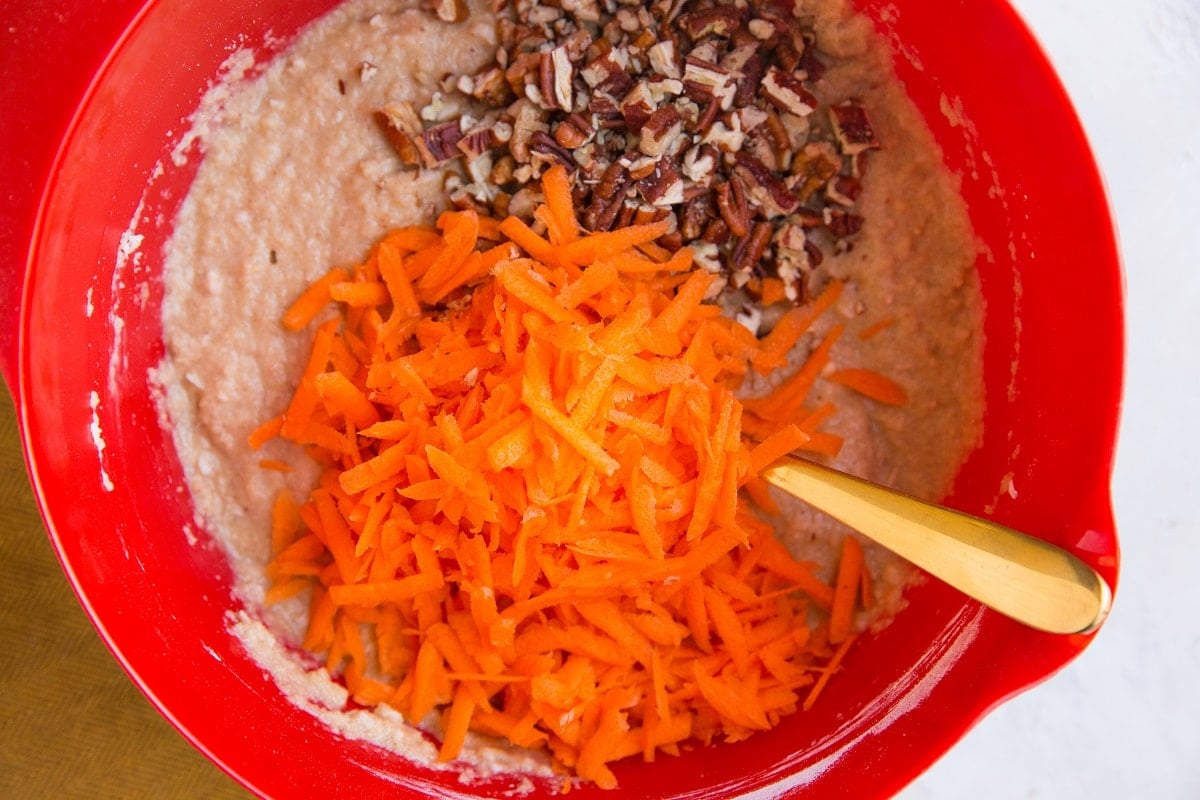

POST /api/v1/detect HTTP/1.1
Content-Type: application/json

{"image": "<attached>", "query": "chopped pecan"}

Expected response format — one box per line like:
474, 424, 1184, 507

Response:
714, 177, 750, 237
805, 238, 825, 268
702, 217, 731, 245
679, 191, 715, 240
615, 200, 638, 229
490, 153, 517, 185
615, 6, 641, 33
678, 6, 744, 39
620, 82, 657, 131
830, 100, 880, 155
529, 130, 578, 170
561, 28, 595, 64
554, 115, 594, 148
772, 223, 815, 300
647, 39, 681, 79
508, 98, 550, 163
365, 114, 403, 157
637, 158, 684, 206
419, 120, 465, 165
658, 230, 684, 251
692, 99, 721, 135
747, 18, 775, 41
623, 154, 658, 181
585, 162, 632, 231
429, 0, 467, 22
681, 143, 718, 183
742, 129, 780, 172
638, 105, 684, 157
719, 43, 764, 107
761, 66, 817, 117
824, 207, 864, 238
773, 219, 809, 256
588, 94, 624, 124
731, 221, 774, 275
562, 0, 601, 23
645, 76, 684, 106
539, 46, 575, 111
581, 53, 635, 96
632, 29, 658, 52
457, 122, 503, 160
733, 151, 798, 217
374, 109, 422, 166
777, 110, 811, 152
735, 302, 763, 334
788, 141, 841, 203
505, 51, 543, 95
700, 114, 744, 153
682, 57, 737, 111
773, 31, 803, 73
688, 37, 727, 68
526, 3, 563, 25
649, 0, 688, 26
461, 66, 512, 105
826, 174, 862, 207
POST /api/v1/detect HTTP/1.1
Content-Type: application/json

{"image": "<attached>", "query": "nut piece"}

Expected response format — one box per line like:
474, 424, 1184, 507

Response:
682, 57, 738, 111
582, 53, 635, 96
374, 102, 425, 165
714, 177, 750, 237
427, 0, 467, 23
420, 119, 465, 166
457, 118, 505, 160
539, 46, 575, 111
647, 39, 681, 78
830, 100, 880, 155
508, 98, 550, 163
733, 151, 798, 217
554, 117, 592, 148
824, 207, 864, 238
789, 141, 841, 203
585, 162, 632, 231
761, 66, 818, 117
678, 6, 743, 39
638, 105, 684, 157
620, 81, 658, 131
826, 174, 862, 207
638, 158, 685, 206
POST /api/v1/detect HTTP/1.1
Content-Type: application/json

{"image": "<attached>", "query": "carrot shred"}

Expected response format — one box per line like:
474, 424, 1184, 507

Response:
282, 267, 349, 331
262, 169, 903, 788
247, 415, 283, 450
759, 277, 787, 307
857, 316, 895, 340
829, 535, 864, 645
541, 164, 580, 245
828, 368, 909, 405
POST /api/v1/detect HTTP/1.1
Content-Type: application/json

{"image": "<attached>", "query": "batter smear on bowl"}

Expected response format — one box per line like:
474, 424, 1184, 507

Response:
156, 0, 984, 789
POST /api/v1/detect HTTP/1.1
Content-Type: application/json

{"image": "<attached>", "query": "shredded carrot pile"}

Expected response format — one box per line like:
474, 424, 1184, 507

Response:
254, 165, 884, 788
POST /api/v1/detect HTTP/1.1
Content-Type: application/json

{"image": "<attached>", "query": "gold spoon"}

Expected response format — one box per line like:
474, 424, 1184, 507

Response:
760, 454, 1112, 635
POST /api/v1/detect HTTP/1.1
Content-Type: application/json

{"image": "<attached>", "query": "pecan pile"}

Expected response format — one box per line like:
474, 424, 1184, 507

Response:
377, 0, 880, 323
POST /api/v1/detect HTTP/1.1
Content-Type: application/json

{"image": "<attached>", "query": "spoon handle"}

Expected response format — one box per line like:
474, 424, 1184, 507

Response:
760, 455, 1112, 635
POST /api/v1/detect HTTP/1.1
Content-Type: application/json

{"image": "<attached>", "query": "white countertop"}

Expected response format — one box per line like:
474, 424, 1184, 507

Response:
904, 1, 1200, 797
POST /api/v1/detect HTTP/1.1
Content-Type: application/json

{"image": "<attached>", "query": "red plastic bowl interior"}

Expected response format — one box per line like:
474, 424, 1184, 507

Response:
17, 0, 1122, 797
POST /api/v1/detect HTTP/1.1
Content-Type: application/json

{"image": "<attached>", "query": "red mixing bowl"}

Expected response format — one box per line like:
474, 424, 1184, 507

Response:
1, 0, 1123, 797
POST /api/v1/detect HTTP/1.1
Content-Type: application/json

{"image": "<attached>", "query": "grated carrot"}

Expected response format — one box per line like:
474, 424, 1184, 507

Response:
259, 165, 895, 787
282, 267, 349, 331
828, 368, 909, 406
